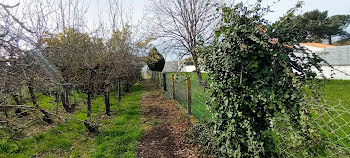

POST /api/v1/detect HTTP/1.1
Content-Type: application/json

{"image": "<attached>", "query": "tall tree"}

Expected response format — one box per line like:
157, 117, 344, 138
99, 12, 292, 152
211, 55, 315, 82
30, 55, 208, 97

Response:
147, 0, 219, 84
292, 10, 350, 44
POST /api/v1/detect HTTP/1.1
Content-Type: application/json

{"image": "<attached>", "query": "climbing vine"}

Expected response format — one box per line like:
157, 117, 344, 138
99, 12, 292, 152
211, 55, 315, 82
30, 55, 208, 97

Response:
199, 2, 327, 157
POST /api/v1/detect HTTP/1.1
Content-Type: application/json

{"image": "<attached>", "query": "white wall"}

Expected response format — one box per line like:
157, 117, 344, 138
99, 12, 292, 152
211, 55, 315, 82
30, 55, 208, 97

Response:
313, 66, 350, 80
179, 65, 196, 72
316, 46, 350, 80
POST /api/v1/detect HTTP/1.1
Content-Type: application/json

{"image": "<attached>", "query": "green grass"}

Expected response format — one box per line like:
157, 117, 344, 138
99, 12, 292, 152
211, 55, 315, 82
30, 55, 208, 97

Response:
164, 72, 350, 126
0, 84, 143, 158
315, 80, 350, 152
163, 72, 212, 122
155, 72, 350, 155
323, 80, 350, 108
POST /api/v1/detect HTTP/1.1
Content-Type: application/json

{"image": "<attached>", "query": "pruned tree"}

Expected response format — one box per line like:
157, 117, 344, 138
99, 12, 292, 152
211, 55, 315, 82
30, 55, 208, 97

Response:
0, 2, 54, 124
42, 28, 92, 112
105, 26, 140, 107
146, 47, 165, 72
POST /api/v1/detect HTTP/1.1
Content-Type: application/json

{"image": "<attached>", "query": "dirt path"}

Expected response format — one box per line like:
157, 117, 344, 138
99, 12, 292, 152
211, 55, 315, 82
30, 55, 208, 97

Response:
137, 79, 197, 158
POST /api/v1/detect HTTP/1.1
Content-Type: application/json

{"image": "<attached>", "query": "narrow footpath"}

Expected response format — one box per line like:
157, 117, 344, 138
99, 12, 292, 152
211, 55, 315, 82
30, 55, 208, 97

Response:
137, 79, 197, 158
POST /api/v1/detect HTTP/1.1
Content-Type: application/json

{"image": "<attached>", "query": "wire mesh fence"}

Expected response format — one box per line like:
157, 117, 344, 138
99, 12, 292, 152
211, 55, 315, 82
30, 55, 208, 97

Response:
150, 71, 211, 122
150, 71, 350, 157
274, 101, 350, 157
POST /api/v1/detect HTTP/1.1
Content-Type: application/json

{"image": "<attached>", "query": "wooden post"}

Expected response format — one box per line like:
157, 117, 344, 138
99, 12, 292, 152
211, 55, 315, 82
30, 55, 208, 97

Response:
186, 77, 192, 115
162, 73, 167, 91
171, 74, 175, 99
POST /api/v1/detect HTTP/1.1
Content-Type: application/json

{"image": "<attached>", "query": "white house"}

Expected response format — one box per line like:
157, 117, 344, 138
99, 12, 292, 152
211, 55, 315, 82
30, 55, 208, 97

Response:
301, 43, 350, 80
162, 58, 205, 73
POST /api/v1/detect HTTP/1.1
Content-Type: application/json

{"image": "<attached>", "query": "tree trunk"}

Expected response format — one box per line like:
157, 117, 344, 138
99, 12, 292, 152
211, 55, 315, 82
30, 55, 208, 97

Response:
328, 36, 332, 45
12, 94, 26, 117
87, 91, 92, 118
73, 86, 77, 108
124, 83, 131, 92
28, 82, 52, 124
65, 88, 70, 108
117, 79, 122, 105
55, 92, 59, 114
84, 91, 98, 133
104, 89, 110, 116
12, 94, 22, 113
192, 55, 203, 85
61, 91, 71, 112
4, 104, 8, 118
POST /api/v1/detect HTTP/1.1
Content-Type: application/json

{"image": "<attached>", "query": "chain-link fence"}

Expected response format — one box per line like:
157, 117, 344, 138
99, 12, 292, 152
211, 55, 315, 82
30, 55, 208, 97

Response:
150, 71, 350, 157
150, 71, 212, 122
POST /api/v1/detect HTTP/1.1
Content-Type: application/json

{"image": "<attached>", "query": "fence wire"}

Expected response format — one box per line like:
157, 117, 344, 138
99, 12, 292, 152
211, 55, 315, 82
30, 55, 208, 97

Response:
150, 71, 211, 122
150, 71, 350, 157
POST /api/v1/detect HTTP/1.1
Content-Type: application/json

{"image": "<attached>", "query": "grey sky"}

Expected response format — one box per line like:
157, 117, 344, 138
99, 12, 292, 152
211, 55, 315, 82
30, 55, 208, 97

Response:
2, 0, 349, 30
1, 0, 349, 61
86, 0, 350, 26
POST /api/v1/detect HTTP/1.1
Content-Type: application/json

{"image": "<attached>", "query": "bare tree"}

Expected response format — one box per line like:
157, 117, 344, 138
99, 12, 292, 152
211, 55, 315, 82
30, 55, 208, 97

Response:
147, 0, 219, 84
0, 2, 55, 123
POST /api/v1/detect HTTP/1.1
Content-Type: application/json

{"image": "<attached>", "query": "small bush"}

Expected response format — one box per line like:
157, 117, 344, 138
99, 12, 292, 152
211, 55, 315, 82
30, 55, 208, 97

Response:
189, 122, 220, 157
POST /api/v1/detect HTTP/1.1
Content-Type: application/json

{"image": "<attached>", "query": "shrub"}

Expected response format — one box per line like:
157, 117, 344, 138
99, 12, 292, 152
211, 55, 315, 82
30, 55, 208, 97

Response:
199, 2, 327, 157
146, 47, 165, 72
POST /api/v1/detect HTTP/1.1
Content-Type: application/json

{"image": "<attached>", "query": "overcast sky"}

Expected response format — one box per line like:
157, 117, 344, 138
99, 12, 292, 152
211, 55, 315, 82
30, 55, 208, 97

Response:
2, 0, 349, 28
86, 0, 350, 31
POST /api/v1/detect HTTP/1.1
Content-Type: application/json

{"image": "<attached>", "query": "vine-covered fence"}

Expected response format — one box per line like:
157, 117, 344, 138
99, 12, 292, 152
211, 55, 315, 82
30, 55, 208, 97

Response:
150, 71, 350, 157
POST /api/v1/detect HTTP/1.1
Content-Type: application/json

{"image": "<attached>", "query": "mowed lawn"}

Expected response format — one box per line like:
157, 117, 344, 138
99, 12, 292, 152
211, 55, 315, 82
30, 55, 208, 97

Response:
323, 80, 350, 108
317, 80, 350, 150
0, 84, 143, 158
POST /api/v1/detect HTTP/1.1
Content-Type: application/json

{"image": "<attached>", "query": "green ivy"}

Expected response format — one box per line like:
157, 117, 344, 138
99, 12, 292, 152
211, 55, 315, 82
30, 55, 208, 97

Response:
198, 2, 327, 157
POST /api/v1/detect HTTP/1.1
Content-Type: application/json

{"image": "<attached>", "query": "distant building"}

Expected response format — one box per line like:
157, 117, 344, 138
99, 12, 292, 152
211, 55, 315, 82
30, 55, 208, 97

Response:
301, 43, 350, 80
161, 58, 205, 73
162, 61, 179, 72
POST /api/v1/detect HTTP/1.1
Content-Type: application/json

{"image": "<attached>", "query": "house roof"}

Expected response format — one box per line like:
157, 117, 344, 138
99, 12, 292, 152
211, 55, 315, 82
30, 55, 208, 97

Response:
300, 43, 335, 48
162, 61, 178, 72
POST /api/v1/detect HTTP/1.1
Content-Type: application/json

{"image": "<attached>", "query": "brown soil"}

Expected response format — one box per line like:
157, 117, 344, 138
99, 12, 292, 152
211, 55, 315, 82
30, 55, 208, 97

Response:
137, 79, 197, 158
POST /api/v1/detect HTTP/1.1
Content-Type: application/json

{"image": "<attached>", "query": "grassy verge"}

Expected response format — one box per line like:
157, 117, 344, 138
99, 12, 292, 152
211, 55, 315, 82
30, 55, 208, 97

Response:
0, 84, 143, 158
316, 80, 350, 151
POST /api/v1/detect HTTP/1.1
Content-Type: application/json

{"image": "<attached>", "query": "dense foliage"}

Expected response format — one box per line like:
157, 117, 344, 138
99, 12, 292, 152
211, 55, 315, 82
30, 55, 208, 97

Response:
199, 3, 327, 157
146, 47, 165, 72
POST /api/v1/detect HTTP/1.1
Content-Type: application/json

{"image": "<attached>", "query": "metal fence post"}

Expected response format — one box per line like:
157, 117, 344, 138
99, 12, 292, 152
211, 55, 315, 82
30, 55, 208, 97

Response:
162, 73, 166, 91
172, 74, 175, 99
187, 76, 192, 115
